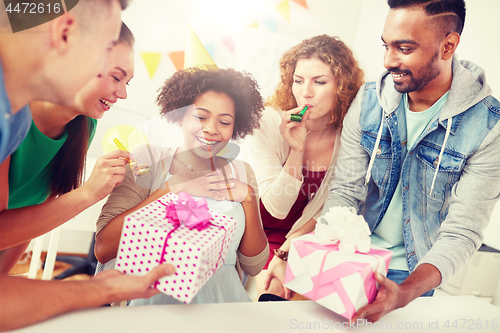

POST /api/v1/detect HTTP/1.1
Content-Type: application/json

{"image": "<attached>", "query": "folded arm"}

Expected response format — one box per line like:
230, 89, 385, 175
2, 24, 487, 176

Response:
237, 162, 268, 263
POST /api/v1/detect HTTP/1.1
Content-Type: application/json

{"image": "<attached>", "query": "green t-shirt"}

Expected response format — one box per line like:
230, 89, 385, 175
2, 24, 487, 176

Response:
8, 117, 97, 209
371, 92, 449, 271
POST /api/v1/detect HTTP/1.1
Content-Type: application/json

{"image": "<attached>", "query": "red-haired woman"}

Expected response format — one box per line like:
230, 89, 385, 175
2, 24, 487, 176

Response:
246, 35, 364, 298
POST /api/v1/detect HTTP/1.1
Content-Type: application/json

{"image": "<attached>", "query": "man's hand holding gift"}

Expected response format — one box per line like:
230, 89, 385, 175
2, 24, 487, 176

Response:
284, 206, 392, 319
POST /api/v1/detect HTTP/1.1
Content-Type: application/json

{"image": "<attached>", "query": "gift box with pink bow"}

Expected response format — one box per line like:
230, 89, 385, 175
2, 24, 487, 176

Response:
114, 192, 236, 304
284, 207, 392, 319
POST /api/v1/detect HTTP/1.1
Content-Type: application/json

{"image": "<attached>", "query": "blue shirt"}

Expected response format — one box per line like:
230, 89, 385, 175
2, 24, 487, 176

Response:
0, 60, 32, 164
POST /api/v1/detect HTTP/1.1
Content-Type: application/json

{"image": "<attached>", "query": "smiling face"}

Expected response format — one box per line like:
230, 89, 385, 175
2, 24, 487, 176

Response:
292, 57, 336, 124
73, 42, 134, 119
382, 8, 444, 94
49, 0, 123, 106
179, 91, 235, 161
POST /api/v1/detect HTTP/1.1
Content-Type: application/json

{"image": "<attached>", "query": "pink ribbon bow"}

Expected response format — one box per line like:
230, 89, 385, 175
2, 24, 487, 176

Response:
163, 192, 212, 231
154, 193, 228, 288
153, 193, 230, 289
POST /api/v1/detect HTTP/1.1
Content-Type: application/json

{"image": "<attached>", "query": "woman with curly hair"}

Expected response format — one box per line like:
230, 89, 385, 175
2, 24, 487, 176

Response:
94, 67, 269, 305
245, 35, 364, 299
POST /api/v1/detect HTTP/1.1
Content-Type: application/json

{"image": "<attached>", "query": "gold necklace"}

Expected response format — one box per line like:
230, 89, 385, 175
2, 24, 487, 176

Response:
306, 124, 330, 134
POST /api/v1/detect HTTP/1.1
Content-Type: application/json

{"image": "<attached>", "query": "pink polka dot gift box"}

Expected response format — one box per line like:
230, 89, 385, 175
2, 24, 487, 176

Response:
114, 192, 236, 303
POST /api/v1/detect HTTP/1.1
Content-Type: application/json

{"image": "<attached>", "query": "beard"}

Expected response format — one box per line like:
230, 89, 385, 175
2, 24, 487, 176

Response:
392, 50, 441, 94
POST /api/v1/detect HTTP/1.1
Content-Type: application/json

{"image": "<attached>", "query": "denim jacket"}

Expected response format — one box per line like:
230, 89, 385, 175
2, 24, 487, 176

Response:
322, 56, 500, 285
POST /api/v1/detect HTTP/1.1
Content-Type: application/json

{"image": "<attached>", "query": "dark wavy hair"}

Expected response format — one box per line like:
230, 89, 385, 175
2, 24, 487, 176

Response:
388, 0, 466, 36
267, 35, 364, 130
157, 67, 264, 140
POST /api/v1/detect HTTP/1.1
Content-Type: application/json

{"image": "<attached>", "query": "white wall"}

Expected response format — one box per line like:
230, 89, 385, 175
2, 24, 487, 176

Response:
116, 0, 499, 114
74, 0, 500, 255
116, 0, 367, 119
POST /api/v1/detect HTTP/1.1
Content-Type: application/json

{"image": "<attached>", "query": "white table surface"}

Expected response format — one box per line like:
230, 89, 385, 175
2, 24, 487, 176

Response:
11, 296, 500, 333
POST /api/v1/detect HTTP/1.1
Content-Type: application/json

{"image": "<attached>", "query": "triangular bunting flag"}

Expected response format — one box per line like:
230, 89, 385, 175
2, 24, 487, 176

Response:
247, 21, 259, 29
291, 0, 308, 9
140, 52, 161, 79
276, 0, 290, 22
168, 51, 185, 71
222, 36, 236, 54
204, 43, 216, 59
260, 17, 278, 32
184, 23, 218, 69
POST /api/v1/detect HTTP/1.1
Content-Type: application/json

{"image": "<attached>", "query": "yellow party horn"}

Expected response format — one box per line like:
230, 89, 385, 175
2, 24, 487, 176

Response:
113, 138, 150, 176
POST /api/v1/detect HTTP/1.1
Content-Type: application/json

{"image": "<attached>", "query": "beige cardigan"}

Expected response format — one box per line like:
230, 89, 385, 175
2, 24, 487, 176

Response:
243, 107, 341, 237
96, 144, 268, 277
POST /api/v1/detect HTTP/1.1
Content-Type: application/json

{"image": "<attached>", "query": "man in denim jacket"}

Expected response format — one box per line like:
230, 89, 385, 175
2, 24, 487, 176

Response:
321, 0, 500, 321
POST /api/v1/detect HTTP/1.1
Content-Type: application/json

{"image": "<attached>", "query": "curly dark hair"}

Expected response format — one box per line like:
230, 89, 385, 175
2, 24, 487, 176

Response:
267, 35, 364, 129
157, 68, 264, 140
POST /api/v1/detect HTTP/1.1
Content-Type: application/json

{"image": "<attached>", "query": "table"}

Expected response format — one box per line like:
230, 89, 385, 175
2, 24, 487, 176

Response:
11, 296, 500, 333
